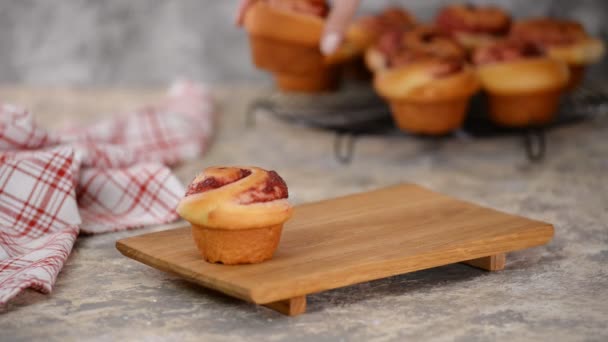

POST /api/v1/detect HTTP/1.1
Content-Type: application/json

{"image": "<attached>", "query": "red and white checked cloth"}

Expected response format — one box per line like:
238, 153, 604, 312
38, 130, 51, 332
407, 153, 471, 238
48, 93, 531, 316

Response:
0, 81, 216, 305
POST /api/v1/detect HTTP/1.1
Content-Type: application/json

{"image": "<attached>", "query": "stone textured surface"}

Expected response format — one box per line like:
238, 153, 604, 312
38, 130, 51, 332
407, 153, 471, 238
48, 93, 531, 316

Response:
0, 86, 607, 341
0, 0, 606, 86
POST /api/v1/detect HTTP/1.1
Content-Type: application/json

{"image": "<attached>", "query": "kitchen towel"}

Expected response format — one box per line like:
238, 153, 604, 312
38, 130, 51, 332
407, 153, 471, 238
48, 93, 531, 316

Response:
0, 81, 216, 305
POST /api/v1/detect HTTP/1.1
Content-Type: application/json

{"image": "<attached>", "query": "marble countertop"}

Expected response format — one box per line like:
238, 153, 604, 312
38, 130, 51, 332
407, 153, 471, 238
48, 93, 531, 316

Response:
1, 86, 607, 341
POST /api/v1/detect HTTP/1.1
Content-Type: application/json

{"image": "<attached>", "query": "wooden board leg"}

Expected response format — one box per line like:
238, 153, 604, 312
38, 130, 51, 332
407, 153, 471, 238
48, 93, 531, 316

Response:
462, 253, 506, 271
263, 295, 307, 316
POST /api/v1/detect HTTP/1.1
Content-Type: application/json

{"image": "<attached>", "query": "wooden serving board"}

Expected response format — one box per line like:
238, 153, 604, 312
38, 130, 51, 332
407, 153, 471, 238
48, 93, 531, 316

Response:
116, 184, 553, 316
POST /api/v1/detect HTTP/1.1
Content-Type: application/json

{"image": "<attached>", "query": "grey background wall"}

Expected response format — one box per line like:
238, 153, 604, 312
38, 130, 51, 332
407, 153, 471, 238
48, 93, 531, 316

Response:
0, 0, 606, 86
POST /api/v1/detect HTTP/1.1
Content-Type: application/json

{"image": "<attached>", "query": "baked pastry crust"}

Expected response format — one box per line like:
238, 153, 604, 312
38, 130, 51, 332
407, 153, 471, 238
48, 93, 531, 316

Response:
475, 58, 569, 94
472, 40, 569, 126
244, 1, 360, 64
510, 18, 605, 65
374, 60, 479, 101
367, 23, 478, 135
177, 166, 293, 230
245, 1, 323, 47
435, 4, 511, 49
350, 7, 417, 50
372, 58, 479, 135
365, 26, 466, 73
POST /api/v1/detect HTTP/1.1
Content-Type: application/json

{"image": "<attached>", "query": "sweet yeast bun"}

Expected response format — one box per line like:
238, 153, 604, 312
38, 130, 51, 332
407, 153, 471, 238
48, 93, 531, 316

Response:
245, 1, 360, 64
243, 1, 359, 92
435, 3, 511, 50
475, 58, 569, 127
177, 166, 293, 265
476, 58, 569, 95
436, 4, 511, 36
547, 38, 605, 66
510, 18, 605, 65
350, 7, 417, 49
244, 1, 324, 46
365, 47, 389, 73
374, 61, 479, 101
373, 60, 480, 134
365, 26, 466, 74
177, 166, 292, 230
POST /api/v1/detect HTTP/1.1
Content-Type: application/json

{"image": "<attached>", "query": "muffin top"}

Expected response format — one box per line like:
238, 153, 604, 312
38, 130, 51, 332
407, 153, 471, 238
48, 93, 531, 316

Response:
436, 4, 511, 36
184, 166, 288, 204
472, 40, 545, 66
357, 7, 417, 35
510, 18, 589, 46
177, 166, 293, 229
375, 26, 467, 72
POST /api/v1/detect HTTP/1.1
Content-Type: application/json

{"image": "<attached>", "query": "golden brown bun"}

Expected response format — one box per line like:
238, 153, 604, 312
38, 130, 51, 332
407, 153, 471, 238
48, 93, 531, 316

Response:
248, 34, 339, 92
510, 18, 587, 45
510, 18, 605, 66
476, 58, 569, 95
349, 23, 378, 52
435, 4, 511, 50
452, 32, 503, 50
365, 26, 466, 73
436, 4, 511, 35
374, 61, 480, 102
177, 166, 293, 230
244, 1, 323, 46
350, 7, 417, 49
389, 99, 471, 135
547, 38, 605, 65
365, 47, 388, 73
486, 90, 562, 127
401, 26, 467, 61
191, 224, 283, 264
244, 1, 359, 65
373, 61, 479, 135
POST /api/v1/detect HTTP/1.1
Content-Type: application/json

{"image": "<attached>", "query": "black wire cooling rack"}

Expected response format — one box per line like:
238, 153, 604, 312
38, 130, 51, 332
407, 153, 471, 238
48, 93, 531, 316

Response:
246, 82, 608, 164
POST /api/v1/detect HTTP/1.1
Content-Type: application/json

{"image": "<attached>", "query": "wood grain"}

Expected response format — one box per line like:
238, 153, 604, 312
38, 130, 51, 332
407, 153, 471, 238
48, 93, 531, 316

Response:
116, 184, 554, 311
264, 296, 307, 316
463, 253, 506, 271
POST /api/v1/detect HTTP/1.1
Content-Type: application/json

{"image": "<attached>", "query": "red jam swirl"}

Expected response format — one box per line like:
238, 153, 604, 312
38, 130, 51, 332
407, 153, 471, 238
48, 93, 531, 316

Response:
185, 169, 252, 196
472, 41, 544, 66
510, 19, 588, 46
376, 29, 466, 76
239, 171, 289, 204
436, 4, 511, 35
359, 7, 415, 34
430, 60, 464, 77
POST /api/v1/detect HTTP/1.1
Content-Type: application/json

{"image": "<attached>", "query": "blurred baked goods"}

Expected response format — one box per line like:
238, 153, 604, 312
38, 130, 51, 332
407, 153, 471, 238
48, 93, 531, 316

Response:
473, 40, 569, 126
510, 18, 605, 89
177, 166, 293, 264
435, 4, 511, 50
341, 7, 417, 81
366, 25, 467, 72
369, 28, 478, 135
350, 7, 417, 50
243, 0, 358, 92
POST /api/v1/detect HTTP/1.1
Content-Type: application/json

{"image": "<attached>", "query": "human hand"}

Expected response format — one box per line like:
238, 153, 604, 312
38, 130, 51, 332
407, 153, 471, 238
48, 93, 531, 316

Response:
320, 0, 360, 55
235, 0, 361, 55
235, 0, 256, 26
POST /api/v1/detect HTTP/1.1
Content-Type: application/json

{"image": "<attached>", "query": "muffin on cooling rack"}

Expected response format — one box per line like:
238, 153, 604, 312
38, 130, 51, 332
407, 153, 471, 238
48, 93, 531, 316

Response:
243, 0, 360, 93
472, 40, 569, 127
177, 166, 293, 265
435, 3, 511, 50
510, 18, 605, 90
350, 7, 417, 51
341, 7, 417, 80
368, 26, 479, 135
